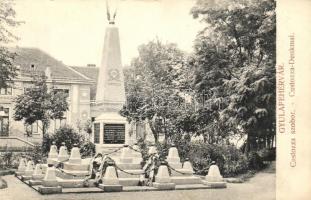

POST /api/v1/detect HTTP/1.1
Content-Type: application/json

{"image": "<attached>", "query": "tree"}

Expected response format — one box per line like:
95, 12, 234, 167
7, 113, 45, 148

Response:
0, 0, 22, 88
121, 40, 193, 144
190, 0, 276, 151
14, 75, 69, 136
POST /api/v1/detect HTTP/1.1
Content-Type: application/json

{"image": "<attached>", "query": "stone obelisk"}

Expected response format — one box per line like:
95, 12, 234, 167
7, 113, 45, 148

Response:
95, 23, 125, 112
93, 4, 135, 153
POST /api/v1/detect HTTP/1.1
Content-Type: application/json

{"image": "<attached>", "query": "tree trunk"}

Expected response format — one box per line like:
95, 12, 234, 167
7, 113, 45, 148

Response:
148, 120, 159, 143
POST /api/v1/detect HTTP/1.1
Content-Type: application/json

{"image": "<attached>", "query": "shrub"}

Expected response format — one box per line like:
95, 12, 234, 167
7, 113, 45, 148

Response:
1, 151, 13, 168
258, 147, 276, 161
25, 145, 46, 164
80, 141, 96, 158
247, 151, 264, 170
0, 151, 23, 169
42, 125, 85, 155
187, 142, 249, 177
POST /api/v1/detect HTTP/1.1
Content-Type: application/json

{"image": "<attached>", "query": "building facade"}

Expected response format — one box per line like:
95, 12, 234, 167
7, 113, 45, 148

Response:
0, 47, 96, 148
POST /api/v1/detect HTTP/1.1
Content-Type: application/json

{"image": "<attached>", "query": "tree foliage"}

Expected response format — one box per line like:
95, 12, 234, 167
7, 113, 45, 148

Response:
121, 40, 195, 143
14, 75, 69, 136
0, 0, 22, 88
190, 0, 276, 151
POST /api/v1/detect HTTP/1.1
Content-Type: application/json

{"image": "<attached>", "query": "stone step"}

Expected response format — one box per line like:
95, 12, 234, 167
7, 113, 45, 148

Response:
56, 169, 89, 180
170, 176, 202, 185
119, 178, 140, 186
57, 178, 85, 188
117, 169, 144, 178
56, 178, 98, 188
169, 169, 193, 177
63, 162, 89, 171
116, 163, 142, 170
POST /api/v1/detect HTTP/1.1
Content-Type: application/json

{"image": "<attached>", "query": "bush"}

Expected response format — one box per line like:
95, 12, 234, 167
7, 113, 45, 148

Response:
80, 142, 96, 158
1, 151, 13, 168
25, 145, 46, 164
42, 125, 85, 155
187, 142, 249, 177
247, 151, 264, 170
258, 147, 276, 161
0, 151, 23, 169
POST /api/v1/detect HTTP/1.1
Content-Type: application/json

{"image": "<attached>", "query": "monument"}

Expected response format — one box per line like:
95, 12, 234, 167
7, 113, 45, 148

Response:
92, 3, 136, 154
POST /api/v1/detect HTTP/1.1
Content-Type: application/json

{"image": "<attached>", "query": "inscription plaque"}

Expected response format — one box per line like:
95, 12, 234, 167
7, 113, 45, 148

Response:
103, 124, 125, 144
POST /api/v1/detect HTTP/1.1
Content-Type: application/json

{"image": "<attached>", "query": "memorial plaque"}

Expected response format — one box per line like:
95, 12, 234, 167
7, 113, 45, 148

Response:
103, 124, 125, 144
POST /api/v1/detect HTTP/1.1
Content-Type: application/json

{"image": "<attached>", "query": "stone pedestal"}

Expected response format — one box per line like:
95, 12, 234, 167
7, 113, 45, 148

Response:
93, 113, 131, 155
153, 164, 175, 190
119, 145, 133, 163
167, 146, 181, 163
131, 144, 143, 163
99, 165, 123, 192
30, 164, 44, 186
32, 164, 45, 180
166, 146, 182, 171
58, 143, 69, 162
22, 160, 35, 180
170, 160, 202, 185
68, 145, 82, 164
15, 158, 27, 176
38, 186, 62, 194
38, 164, 62, 194
202, 163, 227, 188
47, 142, 58, 165
42, 165, 58, 187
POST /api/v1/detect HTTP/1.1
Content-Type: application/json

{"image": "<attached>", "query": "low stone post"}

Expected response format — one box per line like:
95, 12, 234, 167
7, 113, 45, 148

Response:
153, 161, 175, 190
57, 142, 69, 162
68, 144, 82, 164
99, 161, 123, 192
166, 144, 182, 170
25, 160, 35, 175
16, 157, 27, 176
38, 164, 62, 194
29, 164, 45, 186
119, 144, 133, 163
47, 141, 58, 165
202, 161, 227, 188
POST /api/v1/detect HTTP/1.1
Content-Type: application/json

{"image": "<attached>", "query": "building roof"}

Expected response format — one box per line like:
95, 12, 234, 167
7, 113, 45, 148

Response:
70, 66, 99, 100
11, 47, 91, 83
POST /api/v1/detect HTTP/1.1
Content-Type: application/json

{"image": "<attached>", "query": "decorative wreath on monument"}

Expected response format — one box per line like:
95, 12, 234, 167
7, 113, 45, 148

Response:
108, 68, 120, 81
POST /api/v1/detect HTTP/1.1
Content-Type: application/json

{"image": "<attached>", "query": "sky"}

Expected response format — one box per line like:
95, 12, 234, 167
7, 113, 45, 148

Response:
12, 0, 204, 66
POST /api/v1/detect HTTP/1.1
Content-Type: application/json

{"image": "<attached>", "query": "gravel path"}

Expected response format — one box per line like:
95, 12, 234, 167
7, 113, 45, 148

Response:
0, 172, 275, 200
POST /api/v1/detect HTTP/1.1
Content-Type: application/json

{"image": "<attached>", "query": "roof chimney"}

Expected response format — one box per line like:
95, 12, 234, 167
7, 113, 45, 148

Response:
87, 64, 96, 68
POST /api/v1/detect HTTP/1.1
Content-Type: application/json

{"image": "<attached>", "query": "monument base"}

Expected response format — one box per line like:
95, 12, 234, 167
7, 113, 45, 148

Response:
171, 176, 202, 185
153, 182, 176, 190
98, 184, 123, 192
202, 180, 227, 188
38, 186, 62, 194
21, 175, 32, 181
29, 180, 42, 186
93, 112, 135, 155
32, 174, 45, 180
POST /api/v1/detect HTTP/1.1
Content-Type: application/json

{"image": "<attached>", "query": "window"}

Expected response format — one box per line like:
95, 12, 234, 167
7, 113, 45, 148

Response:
24, 87, 31, 93
53, 89, 69, 98
32, 121, 38, 134
0, 108, 9, 137
60, 118, 67, 127
25, 121, 39, 137
0, 87, 12, 95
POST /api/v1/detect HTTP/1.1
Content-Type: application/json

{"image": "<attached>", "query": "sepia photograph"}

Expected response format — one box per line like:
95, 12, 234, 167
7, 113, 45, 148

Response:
0, 0, 309, 199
